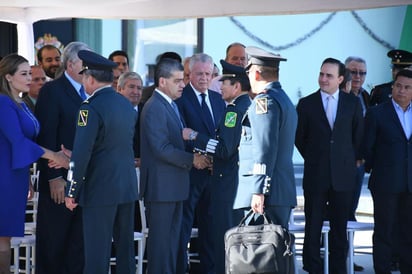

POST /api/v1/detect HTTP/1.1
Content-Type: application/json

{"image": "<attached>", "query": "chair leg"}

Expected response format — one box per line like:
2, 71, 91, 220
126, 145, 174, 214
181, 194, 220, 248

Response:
0, 250, 12, 274
136, 239, 143, 274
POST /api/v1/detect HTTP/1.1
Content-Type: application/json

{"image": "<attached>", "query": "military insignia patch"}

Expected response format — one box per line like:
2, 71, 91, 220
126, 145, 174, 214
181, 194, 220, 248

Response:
224, 112, 237, 128
256, 98, 268, 114
78, 110, 88, 126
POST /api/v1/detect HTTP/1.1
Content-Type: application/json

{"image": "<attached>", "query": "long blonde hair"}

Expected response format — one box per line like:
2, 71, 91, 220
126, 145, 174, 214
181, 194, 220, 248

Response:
0, 53, 29, 105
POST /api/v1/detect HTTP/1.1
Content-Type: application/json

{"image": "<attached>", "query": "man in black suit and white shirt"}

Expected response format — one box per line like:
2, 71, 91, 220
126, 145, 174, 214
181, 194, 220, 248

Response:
35, 41, 91, 274
295, 58, 364, 274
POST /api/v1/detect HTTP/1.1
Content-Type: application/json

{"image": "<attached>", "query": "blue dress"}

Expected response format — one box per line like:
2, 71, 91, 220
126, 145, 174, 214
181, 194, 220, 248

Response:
0, 95, 43, 236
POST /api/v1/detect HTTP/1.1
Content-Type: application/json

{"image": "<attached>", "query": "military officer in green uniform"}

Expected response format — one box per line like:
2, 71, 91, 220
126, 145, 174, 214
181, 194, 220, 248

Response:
183, 59, 251, 274
64, 50, 138, 274
370, 49, 412, 105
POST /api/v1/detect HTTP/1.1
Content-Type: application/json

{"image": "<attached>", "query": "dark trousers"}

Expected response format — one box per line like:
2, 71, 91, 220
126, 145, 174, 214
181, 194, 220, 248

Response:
303, 189, 352, 274
35, 191, 84, 274
371, 191, 412, 274
211, 200, 236, 274
349, 164, 365, 221
177, 175, 215, 274
146, 201, 183, 274
82, 202, 136, 274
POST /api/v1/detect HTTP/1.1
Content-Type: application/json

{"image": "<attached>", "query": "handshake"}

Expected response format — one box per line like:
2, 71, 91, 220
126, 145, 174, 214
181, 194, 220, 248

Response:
48, 144, 72, 170
192, 152, 212, 170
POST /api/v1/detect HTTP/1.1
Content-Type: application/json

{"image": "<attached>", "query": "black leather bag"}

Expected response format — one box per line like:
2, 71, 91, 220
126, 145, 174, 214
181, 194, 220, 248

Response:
224, 210, 295, 274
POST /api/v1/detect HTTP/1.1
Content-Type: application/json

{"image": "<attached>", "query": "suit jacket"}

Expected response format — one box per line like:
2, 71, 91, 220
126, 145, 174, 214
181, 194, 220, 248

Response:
67, 87, 138, 206
176, 84, 226, 139
233, 82, 298, 208
363, 101, 412, 193
35, 74, 83, 192
133, 102, 144, 158
295, 90, 364, 193
139, 91, 193, 202
176, 84, 226, 186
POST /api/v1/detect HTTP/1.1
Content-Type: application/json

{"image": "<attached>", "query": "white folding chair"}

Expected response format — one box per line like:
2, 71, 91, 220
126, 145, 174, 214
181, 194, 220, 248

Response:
346, 221, 374, 274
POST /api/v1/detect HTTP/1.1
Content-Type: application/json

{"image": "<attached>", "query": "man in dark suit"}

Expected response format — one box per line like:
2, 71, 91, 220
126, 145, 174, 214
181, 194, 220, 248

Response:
295, 58, 364, 274
233, 46, 297, 229
63, 50, 138, 274
370, 49, 412, 106
34, 41, 90, 274
363, 68, 412, 274
139, 58, 209, 274
183, 60, 252, 274
176, 53, 226, 274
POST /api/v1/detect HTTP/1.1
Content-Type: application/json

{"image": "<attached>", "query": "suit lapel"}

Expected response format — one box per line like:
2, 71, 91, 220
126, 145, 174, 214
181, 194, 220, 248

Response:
187, 86, 215, 135
154, 92, 183, 129
61, 75, 83, 104
387, 102, 409, 140
315, 90, 331, 130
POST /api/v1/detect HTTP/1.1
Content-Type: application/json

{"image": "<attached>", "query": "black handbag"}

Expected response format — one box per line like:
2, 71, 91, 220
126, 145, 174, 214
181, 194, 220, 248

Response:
224, 210, 295, 274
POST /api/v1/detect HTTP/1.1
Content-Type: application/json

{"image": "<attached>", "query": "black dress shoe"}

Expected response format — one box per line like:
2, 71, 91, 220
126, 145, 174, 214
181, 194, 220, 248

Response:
390, 261, 400, 271
354, 263, 364, 272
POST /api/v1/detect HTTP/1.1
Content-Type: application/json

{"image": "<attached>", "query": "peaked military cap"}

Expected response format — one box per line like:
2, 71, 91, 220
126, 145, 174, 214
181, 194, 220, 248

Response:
387, 49, 412, 67
245, 46, 286, 70
219, 59, 250, 90
78, 50, 117, 74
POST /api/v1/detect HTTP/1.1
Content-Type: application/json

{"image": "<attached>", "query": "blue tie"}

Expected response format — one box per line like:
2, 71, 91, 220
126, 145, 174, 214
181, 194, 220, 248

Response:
200, 93, 214, 131
79, 86, 87, 100
171, 101, 183, 128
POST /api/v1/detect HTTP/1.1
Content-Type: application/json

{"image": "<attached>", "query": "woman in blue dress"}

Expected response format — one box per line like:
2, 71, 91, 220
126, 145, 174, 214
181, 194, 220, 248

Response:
0, 54, 69, 273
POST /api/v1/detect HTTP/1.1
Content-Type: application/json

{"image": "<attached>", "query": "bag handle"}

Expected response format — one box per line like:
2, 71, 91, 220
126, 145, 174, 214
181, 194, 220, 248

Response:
238, 209, 271, 227
237, 209, 294, 256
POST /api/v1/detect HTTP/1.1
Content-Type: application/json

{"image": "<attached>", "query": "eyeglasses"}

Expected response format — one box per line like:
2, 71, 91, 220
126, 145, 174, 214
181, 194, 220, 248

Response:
350, 70, 367, 76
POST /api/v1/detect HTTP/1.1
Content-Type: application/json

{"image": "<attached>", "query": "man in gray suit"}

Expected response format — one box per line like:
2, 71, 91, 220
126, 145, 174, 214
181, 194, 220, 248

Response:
139, 58, 209, 274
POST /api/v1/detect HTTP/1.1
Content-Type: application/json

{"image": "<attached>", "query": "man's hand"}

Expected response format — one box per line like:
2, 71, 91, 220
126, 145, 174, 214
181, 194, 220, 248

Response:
49, 178, 66, 204
65, 197, 78, 211
356, 159, 365, 167
48, 150, 69, 169
251, 194, 265, 214
193, 154, 211, 169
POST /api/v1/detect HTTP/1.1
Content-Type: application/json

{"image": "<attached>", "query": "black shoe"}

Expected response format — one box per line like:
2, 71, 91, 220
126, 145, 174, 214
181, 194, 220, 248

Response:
354, 263, 364, 272
390, 261, 400, 271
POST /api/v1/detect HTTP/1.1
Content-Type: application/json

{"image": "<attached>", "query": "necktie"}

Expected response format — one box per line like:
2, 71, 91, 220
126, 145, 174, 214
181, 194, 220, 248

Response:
79, 86, 87, 100
200, 93, 214, 129
325, 95, 335, 129
171, 101, 183, 128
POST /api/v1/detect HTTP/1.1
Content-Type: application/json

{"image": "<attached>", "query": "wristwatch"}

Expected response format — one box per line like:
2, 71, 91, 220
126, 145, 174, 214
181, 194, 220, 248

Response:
189, 130, 198, 141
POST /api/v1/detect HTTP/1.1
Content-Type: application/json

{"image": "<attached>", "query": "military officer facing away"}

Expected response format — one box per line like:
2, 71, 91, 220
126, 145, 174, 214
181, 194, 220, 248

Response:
64, 50, 138, 274
233, 46, 298, 228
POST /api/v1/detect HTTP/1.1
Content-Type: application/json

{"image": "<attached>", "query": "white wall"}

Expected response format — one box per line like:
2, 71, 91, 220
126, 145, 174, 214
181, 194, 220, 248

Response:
204, 6, 406, 103
204, 6, 407, 163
